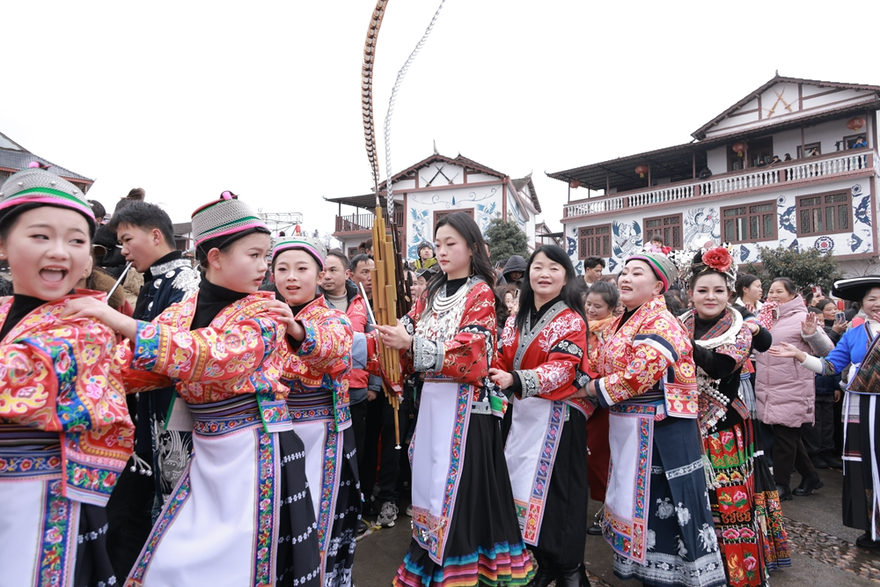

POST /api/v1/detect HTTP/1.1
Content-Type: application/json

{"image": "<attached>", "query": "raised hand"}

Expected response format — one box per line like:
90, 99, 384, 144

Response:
801, 312, 819, 336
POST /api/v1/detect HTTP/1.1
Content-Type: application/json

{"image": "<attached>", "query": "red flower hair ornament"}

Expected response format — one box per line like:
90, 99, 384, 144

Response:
701, 247, 733, 273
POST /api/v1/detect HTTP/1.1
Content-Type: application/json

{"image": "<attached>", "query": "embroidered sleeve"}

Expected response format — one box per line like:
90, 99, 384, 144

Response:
432, 284, 496, 385
412, 336, 444, 372
517, 317, 587, 401
293, 310, 353, 375
130, 314, 283, 385
701, 323, 752, 376
0, 322, 132, 440
598, 330, 679, 407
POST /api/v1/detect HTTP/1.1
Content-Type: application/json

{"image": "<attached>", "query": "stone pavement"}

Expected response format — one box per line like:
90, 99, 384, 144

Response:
352, 465, 880, 586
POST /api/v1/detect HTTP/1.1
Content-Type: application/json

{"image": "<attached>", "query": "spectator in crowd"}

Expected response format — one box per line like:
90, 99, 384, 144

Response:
581, 256, 605, 291
755, 277, 834, 500
413, 241, 437, 271
734, 274, 764, 314
581, 281, 618, 537
500, 254, 527, 287
803, 299, 846, 470
853, 136, 868, 149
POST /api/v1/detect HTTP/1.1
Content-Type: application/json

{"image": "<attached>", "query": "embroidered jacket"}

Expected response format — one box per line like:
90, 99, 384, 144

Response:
496, 305, 589, 415
367, 279, 499, 408
137, 254, 200, 322
280, 296, 353, 431
124, 291, 292, 430
0, 291, 134, 506
592, 295, 698, 419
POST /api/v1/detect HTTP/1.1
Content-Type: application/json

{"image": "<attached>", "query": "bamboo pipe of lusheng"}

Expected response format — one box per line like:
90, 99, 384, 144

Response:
365, 208, 402, 449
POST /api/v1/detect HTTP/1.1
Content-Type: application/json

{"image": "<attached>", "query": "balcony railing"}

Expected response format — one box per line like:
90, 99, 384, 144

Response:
335, 213, 374, 233
564, 150, 873, 219
334, 208, 406, 234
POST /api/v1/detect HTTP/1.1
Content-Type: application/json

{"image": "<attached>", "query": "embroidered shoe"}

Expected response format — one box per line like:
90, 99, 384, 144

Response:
377, 501, 399, 527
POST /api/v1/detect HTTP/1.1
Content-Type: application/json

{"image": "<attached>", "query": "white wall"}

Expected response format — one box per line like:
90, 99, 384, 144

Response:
562, 176, 875, 275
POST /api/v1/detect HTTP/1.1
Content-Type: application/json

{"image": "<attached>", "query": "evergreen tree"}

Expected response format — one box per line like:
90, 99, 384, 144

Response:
745, 246, 842, 296
484, 217, 530, 268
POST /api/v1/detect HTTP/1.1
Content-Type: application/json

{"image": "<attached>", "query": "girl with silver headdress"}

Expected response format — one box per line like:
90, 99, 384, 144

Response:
373, 212, 534, 587
271, 236, 360, 587
63, 192, 322, 587
0, 166, 134, 587
678, 246, 790, 586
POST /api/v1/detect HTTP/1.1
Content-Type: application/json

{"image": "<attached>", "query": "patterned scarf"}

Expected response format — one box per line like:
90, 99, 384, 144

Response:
756, 300, 780, 331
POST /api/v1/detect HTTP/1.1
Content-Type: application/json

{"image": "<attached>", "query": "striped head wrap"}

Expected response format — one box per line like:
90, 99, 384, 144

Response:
0, 165, 96, 235
191, 191, 269, 260
272, 236, 327, 270
625, 252, 677, 293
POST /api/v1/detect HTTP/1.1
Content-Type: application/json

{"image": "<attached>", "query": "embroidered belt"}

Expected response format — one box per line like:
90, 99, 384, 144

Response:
287, 391, 334, 423
189, 396, 270, 437
0, 445, 62, 479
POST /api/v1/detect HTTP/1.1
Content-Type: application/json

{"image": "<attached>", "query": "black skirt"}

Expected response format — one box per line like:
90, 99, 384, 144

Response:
74, 504, 117, 587
534, 408, 589, 566
394, 414, 534, 586
274, 428, 323, 587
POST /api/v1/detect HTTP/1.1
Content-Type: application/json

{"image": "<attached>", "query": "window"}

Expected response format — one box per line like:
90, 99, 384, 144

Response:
578, 224, 611, 259
643, 214, 683, 249
747, 136, 773, 169
721, 200, 777, 244
433, 208, 474, 231
845, 134, 868, 149
796, 190, 852, 237
797, 142, 821, 158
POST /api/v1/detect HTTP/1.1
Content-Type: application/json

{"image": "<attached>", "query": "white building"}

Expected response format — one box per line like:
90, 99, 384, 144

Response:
327, 153, 541, 260
548, 75, 879, 276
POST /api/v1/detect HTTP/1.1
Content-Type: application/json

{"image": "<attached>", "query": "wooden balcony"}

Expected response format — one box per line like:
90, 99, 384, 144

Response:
563, 149, 875, 221
334, 208, 406, 242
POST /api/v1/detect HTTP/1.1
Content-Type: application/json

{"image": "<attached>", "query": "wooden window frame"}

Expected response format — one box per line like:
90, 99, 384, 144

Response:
720, 199, 778, 244
844, 133, 868, 149
797, 142, 821, 159
433, 208, 474, 232
795, 189, 852, 237
642, 213, 683, 249
578, 224, 611, 260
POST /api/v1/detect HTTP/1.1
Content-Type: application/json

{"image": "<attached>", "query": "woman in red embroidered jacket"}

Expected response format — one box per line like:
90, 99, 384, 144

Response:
272, 236, 358, 587
488, 244, 590, 587
373, 212, 534, 587
581, 252, 726, 587
0, 167, 134, 587
63, 194, 321, 587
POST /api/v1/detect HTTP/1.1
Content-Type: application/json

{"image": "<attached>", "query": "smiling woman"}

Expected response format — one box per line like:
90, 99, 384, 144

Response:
0, 166, 133, 587
583, 250, 728, 587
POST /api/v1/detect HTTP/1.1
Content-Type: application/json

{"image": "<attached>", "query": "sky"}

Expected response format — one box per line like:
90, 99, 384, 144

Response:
3, 1, 877, 241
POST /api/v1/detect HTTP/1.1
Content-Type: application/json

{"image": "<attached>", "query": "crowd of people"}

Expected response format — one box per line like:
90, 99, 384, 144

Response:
2, 162, 880, 587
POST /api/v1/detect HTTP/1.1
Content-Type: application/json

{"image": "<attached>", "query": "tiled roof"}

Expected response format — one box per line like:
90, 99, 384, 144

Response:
511, 173, 541, 213
0, 130, 93, 184
692, 74, 880, 140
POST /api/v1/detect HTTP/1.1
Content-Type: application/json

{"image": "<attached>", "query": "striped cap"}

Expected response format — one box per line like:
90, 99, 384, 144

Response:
0, 166, 96, 235
191, 191, 267, 247
626, 252, 677, 293
272, 236, 327, 270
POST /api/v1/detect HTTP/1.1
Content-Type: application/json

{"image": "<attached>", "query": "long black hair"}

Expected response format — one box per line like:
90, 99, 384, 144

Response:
515, 244, 587, 332
424, 212, 496, 307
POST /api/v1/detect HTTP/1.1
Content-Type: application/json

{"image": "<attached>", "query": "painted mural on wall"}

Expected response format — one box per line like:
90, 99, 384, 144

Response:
683, 207, 720, 248
406, 187, 500, 259
507, 192, 528, 229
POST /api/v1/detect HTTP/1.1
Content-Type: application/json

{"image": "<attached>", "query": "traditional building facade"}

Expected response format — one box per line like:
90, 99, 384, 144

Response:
328, 153, 541, 260
0, 131, 93, 194
549, 75, 880, 276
